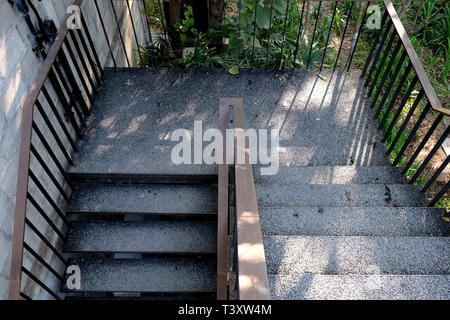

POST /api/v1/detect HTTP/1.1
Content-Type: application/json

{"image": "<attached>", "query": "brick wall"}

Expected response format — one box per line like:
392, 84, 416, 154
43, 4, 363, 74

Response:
0, 0, 148, 299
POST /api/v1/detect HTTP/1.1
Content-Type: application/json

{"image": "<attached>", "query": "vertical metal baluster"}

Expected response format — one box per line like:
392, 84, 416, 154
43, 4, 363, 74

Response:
383, 75, 418, 141
347, 1, 370, 72
265, 0, 275, 69
73, 28, 101, 86
46, 70, 82, 138
373, 51, 407, 115
68, 31, 96, 97
366, 33, 397, 97
320, 1, 337, 71
361, 9, 389, 78
368, 40, 402, 104
378, 62, 413, 128
22, 267, 61, 300
393, 102, 432, 166
79, 9, 103, 77
25, 218, 68, 265
57, 48, 89, 117
29, 144, 71, 202
31, 122, 72, 183
27, 192, 67, 240
126, 0, 143, 63
64, 39, 94, 106
307, 1, 322, 68
238, 0, 242, 66
20, 292, 32, 300
410, 125, 450, 184
23, 243, 64, 281
279, 0, 291, 69
41, 86, 78, 151
110, 0, 131, 67
69, 30, 96, 96
157, 0, 168, 45
28, 170, 69, 225
333, 1, 354, 72
429, 180, 450, 207
402, 112, 443, 172
365, 21, 393, 86
251, 0, 258, 66
292, 0, 306, 69
387, 89, 424, 154
94, 0, 117, 68
423, 154, 450, 193
34, 100, 73, 165
142, 0, 154, 45
52, 61, 85, 124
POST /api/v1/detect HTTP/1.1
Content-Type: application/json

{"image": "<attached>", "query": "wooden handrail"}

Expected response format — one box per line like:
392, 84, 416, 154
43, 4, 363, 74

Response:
229, 98, 271, 300
217, 100, 230, 300
383, 0, 449, 116
8, 0, 83, 300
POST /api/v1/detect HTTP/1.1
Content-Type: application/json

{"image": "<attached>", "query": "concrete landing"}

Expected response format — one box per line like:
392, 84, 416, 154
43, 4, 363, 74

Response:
71, 68, 388, 175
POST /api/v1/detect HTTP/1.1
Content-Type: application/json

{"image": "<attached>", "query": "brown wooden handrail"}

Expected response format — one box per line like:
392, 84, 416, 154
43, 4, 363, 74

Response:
231, 99, 271, 300
8, 0, 83, 300
217, 99, 231, 300
383, 0, 449, 116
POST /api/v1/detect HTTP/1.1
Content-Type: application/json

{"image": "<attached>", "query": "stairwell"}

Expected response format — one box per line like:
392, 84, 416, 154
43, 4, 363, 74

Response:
58, 68, 449, 300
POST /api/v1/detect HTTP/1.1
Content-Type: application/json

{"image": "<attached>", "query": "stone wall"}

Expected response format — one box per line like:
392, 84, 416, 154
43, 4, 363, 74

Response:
0, 0, 148, 299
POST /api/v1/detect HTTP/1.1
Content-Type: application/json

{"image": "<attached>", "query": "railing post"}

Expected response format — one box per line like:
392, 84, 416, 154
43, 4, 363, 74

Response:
217, 99, 231, 300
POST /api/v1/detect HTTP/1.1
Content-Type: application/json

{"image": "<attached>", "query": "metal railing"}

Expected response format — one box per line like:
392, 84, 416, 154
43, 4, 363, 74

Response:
7, 0, 448, 300
362, 0, 449, 206
8, 0, 148, 300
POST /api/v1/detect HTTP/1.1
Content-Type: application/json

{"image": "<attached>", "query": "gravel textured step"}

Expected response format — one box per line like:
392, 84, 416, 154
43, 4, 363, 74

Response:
62, 257, 216, 293
63, 221, 217, 254
256, 184, 427, 208
254, 166, 406, 185
269, 275, 450, 300
68, 183, 217, 214
264, 236, 450, 275
260, 207, 449, 236
71, 68, 388, 176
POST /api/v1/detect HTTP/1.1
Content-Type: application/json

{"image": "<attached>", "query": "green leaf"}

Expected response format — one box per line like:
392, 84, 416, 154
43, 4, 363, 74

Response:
272, 1, 287, 13
229, 38, 243, 57
256, 6, 271, 29
180, 34, 187, 42
229, 66, 240, 75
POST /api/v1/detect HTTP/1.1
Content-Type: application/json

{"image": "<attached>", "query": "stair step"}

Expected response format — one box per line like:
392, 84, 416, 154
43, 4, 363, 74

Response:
264, 236, 450, 275
269, 275, 450, 300
63, 221, 217, 254
254, 166, 406, 185
65, 294, 214, 300
260, 207, 449, 236
68, 184, 217, 215
256, 184, 427, 208
62, 257, 216, 293
68, 172, 217, 185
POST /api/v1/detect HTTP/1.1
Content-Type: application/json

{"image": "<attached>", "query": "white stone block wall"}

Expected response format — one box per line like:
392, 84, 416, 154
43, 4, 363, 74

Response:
0, 0, 148, 299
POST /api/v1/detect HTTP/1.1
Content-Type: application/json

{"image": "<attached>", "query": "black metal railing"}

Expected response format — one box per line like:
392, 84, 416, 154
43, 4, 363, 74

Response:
8, 0, 448, 300
9, 0, 154, 300
361, 0, 449, 207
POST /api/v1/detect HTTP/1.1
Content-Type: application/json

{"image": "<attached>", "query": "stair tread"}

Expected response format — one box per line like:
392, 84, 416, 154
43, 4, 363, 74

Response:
254, 166, 406, 185
68, 183, 217, 214
63, 221, 217, 253
270, 275, 450, 300
62, 257, 216, 293
259, 207, 449, 236
256, 184, 427, 207
264, 235, 450, 276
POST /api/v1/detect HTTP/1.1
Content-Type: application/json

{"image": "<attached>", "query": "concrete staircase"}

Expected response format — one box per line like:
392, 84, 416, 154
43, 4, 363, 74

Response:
60, 68, 449, 300
61, 177, 218, 299
256, 164, 450, 300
